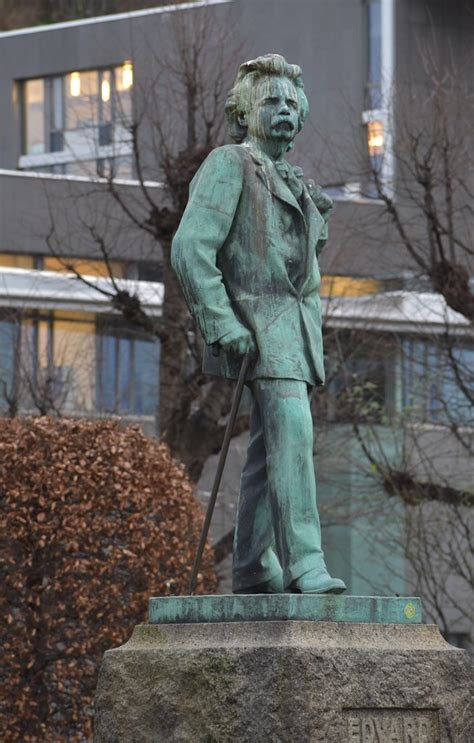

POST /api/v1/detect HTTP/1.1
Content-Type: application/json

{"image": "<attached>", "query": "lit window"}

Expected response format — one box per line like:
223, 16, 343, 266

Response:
24, 79, 45, 154
69, 72, 81, 98
0, 310, 97, 415
0, 254, 34, 269
101, 72, 111, 105
121, 62, 133, 91
43, 256, 125, 279
52, 311, 97, 413
367, 120, 384, 156
21, 63, 134, 175
366, 119, 384, 195
66, 70, 99, 130
115, 62, 133, 123
0, 308, 158, 417
320, 275, 381, 298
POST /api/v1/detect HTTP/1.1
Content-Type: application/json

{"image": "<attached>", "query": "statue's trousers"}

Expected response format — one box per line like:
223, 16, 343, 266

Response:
233, 379, 324, 591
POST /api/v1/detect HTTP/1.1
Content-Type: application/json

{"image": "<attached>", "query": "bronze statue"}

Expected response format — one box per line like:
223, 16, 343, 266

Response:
172, 54, 346, 595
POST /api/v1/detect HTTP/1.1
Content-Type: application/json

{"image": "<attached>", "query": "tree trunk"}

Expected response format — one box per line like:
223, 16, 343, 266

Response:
158, 241, 193, 438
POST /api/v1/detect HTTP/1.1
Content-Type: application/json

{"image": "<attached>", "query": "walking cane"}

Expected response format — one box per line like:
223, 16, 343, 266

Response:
188, 352, 252, 595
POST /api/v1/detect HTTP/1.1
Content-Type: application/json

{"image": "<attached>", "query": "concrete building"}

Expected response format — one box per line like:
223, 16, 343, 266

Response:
0, 1, 472, 644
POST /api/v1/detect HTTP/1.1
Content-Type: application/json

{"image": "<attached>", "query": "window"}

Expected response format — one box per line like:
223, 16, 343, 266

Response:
0, 309, 159, 418
17, 311, 97, 414
0, 312, 20, 414
24, 79, 45, 155
97, 317, 159, 416
53, 312, 97, 412
320, 275, 381, 298
0, 254, 34, 269
65, 69, 99, 137
43, 256, 125, 279
324, 331, 394, 423
20, 63, 134, 177
136, 261, 163, 283
49, 76, 64, 152
367, 120, 384, 168
115, 62, 133, 122
402, 339, 473, 426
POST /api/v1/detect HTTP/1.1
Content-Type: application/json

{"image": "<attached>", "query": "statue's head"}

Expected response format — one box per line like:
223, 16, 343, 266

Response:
225, 53, 309, 148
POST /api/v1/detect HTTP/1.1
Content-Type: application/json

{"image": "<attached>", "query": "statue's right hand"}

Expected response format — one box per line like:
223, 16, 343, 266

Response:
219, 325, 257, 357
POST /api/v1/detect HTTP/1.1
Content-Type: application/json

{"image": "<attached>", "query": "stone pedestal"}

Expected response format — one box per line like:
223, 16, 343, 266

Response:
94, 596, 471, 742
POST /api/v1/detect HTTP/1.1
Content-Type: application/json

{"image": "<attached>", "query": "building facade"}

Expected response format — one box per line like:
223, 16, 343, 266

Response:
0, 0, 472, 643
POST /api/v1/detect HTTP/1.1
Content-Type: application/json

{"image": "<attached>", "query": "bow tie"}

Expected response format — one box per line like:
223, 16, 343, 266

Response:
274, 160, 304, 201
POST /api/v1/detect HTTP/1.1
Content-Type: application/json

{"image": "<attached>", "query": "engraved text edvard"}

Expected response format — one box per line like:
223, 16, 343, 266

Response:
345, 709, 439, 743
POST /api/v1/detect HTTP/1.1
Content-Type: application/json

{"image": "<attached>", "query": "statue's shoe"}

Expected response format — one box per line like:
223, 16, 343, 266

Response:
233, 575, 284, 594
289, 569, 346, 595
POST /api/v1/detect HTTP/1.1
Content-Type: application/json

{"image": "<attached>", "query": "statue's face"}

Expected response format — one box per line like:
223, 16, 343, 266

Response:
244, 76, 300, 144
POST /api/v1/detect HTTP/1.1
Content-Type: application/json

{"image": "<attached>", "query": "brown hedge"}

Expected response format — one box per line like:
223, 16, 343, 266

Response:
0, 417, 217, 742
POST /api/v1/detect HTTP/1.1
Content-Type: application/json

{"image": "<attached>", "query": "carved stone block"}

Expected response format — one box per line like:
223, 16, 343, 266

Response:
94, 617, 471, 742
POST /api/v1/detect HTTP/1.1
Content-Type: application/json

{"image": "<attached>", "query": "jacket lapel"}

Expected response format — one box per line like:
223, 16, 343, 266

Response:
300, 185, 325, 291
245, 144, 304, 217
243, 142, 325, 292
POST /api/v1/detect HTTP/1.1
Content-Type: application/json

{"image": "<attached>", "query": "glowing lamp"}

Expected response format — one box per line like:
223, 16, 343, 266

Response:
101, 79, 111, 102
368, 120, 384, 155
70, 72, 81, 97
122, 62, 133, 90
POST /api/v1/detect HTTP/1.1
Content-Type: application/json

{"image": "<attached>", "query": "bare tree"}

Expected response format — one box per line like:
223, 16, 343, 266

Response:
308, 48, 474, 638
375, 65, 473, 321
43, 6, 245, 481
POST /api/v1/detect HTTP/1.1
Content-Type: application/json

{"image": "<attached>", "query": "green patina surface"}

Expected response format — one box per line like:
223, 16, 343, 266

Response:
171, 53, 344, 595
148, 594, 422, 625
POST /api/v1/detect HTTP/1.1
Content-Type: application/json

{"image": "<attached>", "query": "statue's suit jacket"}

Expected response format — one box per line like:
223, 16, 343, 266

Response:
171, 142, 330, 386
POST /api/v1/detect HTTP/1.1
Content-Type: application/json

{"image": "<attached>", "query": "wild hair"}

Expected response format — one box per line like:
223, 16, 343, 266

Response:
225, 53, 309, 143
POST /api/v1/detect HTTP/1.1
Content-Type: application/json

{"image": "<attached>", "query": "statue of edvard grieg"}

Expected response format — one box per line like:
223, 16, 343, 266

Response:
172, 54, 346, 595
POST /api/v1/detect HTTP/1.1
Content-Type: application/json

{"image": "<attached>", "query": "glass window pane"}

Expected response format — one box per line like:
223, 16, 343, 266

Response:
0, 254, 34, 269
96, 318, 159, 416
402, 339, 474, 425
24, 78, 45, 154
52, 312, 96, 413
100, 69, 112, 124
51, 77, 64, 130
402, 338, 427, 419
114, 63, 133, 124
0, 315, 19, 413
37, 316, 50, 373
44, 256, 125, 279
18, 315, 37, 410
117, 336, 132, 412
137, 261, 162, 283
133, 338, 160, 416
66, 70, 99, 130
325, 332, 389, 422
97, 331, 117, 413
48, 76, 64, 152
